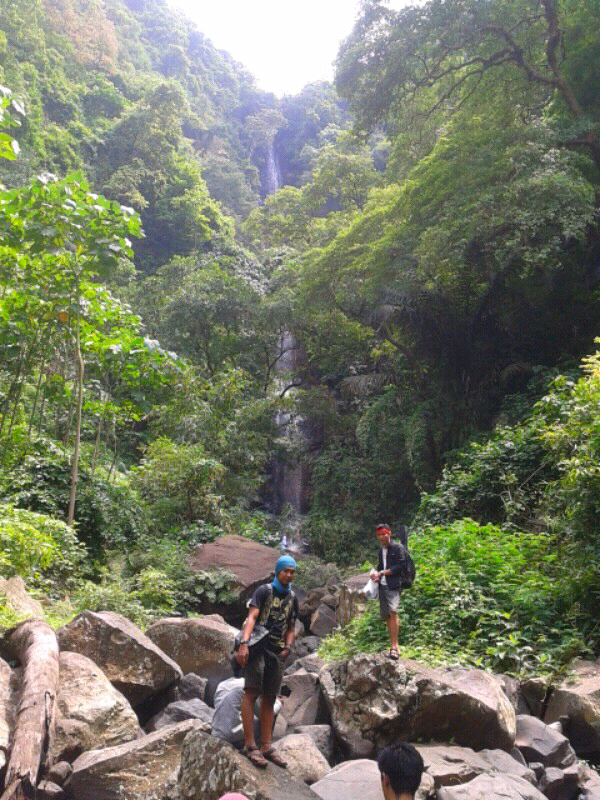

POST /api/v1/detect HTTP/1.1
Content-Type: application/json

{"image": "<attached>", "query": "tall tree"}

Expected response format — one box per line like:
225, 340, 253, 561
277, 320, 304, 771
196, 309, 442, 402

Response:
337, 0, 600, 170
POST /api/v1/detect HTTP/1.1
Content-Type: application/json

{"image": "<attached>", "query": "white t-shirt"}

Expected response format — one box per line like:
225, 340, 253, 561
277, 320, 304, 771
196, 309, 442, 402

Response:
381, 546, 388, 586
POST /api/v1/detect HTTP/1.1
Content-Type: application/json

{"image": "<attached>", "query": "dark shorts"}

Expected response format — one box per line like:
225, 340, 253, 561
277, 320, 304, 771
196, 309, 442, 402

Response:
244, 649, 283, 698
379, 584, 400, 619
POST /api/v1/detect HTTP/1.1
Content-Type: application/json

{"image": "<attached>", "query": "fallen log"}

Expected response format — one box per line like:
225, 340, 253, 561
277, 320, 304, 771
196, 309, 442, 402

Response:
0, 777, 34, 800
2, 619, 59, 794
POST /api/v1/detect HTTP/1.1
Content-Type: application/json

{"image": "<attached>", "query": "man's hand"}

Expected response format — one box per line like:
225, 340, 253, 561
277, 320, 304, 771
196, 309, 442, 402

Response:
371, 570, 381, 582
280, 646, 291, 661
235, 642, 249, 667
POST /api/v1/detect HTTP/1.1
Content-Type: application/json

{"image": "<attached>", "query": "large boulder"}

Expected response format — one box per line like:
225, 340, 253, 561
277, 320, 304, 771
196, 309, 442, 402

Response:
579, 763, 600, 800
544, 660, 600, 758
278, 668, 330, 733
68, 719, 209, 800
145, 616, 237, 684
145, 698, 214, 732
178, 729, 321, 799
418, 744, 536, 789
188, 534, 281, 619
310, 758, 433, 800
437, 772, 549, 800
336, 573, 371, 628
319, 654, 516, 758
537, 764, 581, 800
166, 672, 207, 703
0, 575, 45, 618
515, 714, 577, 769
293, 725, 335, 763
0, 656, 11, 771
309, 605, 337, 638
57, 611, 182, 707
275, 733, 330, 785
49, 651, 141, 763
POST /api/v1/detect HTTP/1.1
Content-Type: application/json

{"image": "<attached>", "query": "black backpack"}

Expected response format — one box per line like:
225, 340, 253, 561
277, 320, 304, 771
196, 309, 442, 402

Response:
397, 526, 415, 589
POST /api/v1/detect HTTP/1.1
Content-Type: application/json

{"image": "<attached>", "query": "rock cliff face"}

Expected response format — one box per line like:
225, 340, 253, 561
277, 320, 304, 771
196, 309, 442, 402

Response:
1, 579, 600, 800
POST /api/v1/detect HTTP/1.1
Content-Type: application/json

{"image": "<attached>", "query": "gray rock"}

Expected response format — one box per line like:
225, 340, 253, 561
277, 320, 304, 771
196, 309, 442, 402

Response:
167, 673, 208, 703
438, 772, 548, 799
57, 611, 182, 707
293, 725, 334, 763
319, 594, 338, 610
145, 616, 237, 685
275, 733, 330, 784
0, 575, 44, 619
529, 762, 545, 780
178, 729, 321, 799
309, 605, 337, 638
69, 719, 209, 800
336, 573, 371, 628
280, 668, 330, 732
515, 714, 577, 769
45, 761, 72, 786
285, 653, 324, 677
35, 780, 65, 799
418, 744, 535, 789
537, 765, 580, 800
319, 654, 516, 758
311, 758, 433, 800
49, 651, 141, 763
544, 659, 600, 757
579, 762, 600, 799
288, 636, 321, 663
520, 677, 550, 717
146, 698, 214, 731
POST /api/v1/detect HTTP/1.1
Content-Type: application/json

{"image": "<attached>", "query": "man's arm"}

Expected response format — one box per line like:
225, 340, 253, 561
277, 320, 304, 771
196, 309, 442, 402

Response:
280, 595, 299, 659
387, 543, 405, 578
235, 605, 260, 668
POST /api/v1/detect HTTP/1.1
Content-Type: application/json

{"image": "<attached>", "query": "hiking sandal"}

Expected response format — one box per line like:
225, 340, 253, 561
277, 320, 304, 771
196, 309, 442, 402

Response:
388, 647, 399, 660
241, 745, 268, 768
262, 746, 288, 768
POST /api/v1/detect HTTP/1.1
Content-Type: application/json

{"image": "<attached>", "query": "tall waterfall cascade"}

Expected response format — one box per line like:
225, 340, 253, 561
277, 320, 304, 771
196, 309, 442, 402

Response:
265, 142, 282, 196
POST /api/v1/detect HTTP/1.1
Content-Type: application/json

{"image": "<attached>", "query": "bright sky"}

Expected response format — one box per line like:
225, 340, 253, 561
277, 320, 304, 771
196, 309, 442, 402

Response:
167, 0, 407, 97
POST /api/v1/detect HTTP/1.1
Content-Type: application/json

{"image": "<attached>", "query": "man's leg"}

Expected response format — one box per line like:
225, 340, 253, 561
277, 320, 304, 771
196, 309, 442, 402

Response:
259, 694, 276, 750
259, 693, 288, 767
387, 611, 399, 652
241, 688, 260, 748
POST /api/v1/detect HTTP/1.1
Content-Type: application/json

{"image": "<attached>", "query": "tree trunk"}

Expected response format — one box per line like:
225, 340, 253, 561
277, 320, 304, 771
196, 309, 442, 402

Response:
2, 619, 59, 794
67, 301, 84, 527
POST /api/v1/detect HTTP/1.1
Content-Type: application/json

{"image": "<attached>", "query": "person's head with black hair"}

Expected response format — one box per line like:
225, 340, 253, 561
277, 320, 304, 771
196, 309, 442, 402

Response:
377, 742, 424, 799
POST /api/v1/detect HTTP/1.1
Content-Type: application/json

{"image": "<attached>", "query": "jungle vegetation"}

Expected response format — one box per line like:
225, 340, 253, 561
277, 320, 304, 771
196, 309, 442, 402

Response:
0, 0, 599, 675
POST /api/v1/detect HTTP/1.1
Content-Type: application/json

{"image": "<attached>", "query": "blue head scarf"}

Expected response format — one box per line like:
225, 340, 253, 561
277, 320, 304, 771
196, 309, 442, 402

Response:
273, 554, 297, 593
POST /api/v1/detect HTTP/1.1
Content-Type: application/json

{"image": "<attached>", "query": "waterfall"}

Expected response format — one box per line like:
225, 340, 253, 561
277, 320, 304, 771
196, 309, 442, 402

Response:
270, 333, 311, 554
264, 142, 281, 196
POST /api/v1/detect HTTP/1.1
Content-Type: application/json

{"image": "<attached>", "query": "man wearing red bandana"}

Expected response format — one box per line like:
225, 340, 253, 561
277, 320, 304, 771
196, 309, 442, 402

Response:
372, 524, 404, 660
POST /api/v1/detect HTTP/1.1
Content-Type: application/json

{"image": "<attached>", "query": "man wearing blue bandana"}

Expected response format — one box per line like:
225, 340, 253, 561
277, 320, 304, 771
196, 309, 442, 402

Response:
235, 554, 298, 769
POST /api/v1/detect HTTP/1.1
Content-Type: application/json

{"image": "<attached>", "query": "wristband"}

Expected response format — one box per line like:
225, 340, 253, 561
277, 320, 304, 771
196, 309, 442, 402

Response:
240, 639, 250, 645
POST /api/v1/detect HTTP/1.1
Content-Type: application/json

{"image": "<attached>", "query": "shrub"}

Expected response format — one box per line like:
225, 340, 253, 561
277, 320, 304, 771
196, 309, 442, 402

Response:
132, 437, 224, 534
321, 519, 594, 676
73, 575, 152, 628
180, 569, 239, 613
0, 504, 86, 592
0, 439, 148, 565
294, 555, 343, 591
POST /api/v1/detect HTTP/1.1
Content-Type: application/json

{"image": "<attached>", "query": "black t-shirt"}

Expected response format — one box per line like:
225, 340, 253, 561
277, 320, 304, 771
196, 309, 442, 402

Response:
250, 583, 299, 651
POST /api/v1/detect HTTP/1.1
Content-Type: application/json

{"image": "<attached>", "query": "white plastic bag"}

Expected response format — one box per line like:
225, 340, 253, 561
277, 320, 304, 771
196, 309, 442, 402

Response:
362, 576, 378, 599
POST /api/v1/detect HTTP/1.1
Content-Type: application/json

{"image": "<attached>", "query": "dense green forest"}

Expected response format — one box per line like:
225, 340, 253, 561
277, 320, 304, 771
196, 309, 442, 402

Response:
0, 0, 599, 675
